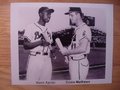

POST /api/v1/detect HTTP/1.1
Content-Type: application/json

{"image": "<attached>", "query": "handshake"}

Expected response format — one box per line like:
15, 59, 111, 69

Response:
41, 39, 50, 46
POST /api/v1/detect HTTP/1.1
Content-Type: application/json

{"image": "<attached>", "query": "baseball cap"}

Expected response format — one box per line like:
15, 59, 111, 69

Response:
65, 7, 82, 15
38, 7, 54, 14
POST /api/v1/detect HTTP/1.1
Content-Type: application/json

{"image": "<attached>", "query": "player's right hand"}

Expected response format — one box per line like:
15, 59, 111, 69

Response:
41, 39, 50, 46
40, 39, 50, 46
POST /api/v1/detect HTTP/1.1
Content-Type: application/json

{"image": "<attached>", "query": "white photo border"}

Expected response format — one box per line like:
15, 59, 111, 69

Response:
10, 3, 113, 85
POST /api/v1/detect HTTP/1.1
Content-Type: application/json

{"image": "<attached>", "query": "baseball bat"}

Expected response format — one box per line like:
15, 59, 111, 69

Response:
42, 30, 53, 50
55, 38, 64, 51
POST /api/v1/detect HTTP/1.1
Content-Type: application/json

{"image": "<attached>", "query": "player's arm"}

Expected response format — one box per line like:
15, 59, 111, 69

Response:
61, 37, 89, 56
62, 26, 91, 56
23, 38, 50, 50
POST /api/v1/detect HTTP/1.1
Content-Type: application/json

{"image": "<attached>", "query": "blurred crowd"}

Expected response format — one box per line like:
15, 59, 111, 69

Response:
18, 28, 106, 48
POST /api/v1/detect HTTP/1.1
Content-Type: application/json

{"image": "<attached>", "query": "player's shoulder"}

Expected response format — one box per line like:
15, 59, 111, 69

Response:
25, 23, 36, 30
83, 23, 90, 30
82, 23, 91, 34
24, 23, 40, 33
76, 23, 90, 33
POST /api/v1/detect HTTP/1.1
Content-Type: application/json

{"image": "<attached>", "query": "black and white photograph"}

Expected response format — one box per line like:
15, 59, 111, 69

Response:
11, 3, 113, 85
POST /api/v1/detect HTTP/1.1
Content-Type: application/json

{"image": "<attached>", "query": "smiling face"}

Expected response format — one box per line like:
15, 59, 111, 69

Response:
42, 11, 52, 23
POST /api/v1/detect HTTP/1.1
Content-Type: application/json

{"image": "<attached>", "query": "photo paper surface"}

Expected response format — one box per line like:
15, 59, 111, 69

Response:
11, 3, 113, 85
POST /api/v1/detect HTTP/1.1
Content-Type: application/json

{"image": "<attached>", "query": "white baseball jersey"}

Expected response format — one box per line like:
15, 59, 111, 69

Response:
68, 22, 91, 80
68, 22, 91, 59
24, 22, 53, 81
24, 22, 52, 54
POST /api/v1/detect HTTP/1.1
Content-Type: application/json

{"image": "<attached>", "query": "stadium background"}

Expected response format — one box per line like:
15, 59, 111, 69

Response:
18, 16, 106, 80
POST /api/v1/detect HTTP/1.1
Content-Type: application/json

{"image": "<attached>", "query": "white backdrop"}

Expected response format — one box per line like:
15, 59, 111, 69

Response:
11, 3, 107, 33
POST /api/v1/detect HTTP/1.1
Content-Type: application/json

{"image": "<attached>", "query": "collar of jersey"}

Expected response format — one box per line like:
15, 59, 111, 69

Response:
75, 22, 86, 31
34, 22, 47, 31
74, 22, 86, 34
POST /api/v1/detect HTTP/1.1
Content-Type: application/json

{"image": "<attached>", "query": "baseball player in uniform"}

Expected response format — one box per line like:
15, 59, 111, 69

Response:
56, 7, 91, 80
23, 7, 54, 82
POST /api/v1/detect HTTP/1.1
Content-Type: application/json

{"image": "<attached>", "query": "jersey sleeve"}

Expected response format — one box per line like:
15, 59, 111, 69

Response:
83, 26, 92, 42
77, 25, 91, 44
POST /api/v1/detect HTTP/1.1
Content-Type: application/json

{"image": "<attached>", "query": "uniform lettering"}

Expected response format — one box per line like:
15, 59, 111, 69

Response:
47, 31, 51, 39
34, 31, 42, 40
71, 35, 76, 49
73, 35, 76, 41
71, 42, 76, 49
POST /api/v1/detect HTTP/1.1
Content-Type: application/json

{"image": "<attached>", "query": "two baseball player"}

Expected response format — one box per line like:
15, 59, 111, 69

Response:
23, 6, 91, 81
56, 7, 91, 80
23, 7, 54, 82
